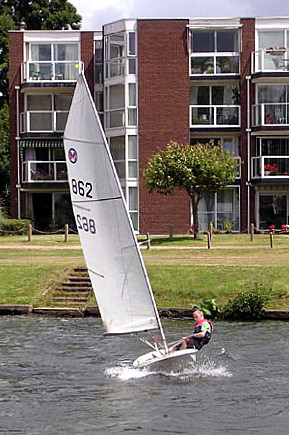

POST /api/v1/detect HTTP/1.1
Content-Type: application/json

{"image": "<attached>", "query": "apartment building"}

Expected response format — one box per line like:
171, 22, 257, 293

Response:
9, 17, 289, 233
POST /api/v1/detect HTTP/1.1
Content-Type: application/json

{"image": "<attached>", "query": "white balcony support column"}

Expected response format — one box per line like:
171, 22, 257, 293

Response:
15, 85, 21, 220
246, 75, 251, 233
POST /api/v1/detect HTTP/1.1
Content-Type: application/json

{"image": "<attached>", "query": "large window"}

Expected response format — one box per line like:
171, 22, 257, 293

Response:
190, 84, 240, 126
28, 43, 80, 80
190, 29, 240, 75
104, 32, 125, 78
21, 94, 72, 132
105, 84, 125, 128
197, 187, 240, 232
253, 85, 289, 126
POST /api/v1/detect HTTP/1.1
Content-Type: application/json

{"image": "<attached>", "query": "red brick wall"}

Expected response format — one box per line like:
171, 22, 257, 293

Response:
240, 18, 255, 231
81, 32, 94, 96
138, 19, 190, 234
9, 32, 24, 218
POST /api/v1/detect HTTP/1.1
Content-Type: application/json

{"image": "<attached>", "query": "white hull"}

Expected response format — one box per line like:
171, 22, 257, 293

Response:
133, 348, 198, 371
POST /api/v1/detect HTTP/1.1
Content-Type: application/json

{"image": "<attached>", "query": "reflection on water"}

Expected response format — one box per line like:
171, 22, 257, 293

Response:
0, 316, 289, 434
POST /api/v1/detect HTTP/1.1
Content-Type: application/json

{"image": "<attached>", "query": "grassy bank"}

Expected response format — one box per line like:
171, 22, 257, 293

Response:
0, 233, 289, 309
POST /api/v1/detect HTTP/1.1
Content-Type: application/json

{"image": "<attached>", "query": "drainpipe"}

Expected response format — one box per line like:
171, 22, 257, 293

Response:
15, 85, 21, 219
246, 76, 251, 233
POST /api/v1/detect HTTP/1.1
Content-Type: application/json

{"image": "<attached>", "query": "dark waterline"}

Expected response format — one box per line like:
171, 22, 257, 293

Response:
0, 316, 289, 434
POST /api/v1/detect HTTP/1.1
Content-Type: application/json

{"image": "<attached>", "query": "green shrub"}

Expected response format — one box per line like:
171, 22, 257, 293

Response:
0, 219, 30, 236
221, 282, 270, 321
191, 298, 221, 319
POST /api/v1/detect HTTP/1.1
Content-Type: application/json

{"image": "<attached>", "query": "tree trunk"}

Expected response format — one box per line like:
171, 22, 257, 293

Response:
191, 197, 199, 239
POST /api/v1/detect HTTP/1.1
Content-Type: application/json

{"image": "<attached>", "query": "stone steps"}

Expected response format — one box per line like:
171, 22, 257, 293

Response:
52, 268, 93, 306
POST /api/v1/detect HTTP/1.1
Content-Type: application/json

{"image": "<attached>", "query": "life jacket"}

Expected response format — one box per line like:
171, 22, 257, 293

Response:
194, 318, 214, 345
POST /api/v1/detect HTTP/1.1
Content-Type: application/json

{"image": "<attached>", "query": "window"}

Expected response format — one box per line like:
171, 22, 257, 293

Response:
22, 94, 72, 132
129, 186, 139, 230
197, 187, 240, 232
105, 84, 125, 128
105, 32, 125, 78
128, 83, 137, 126
190, 84, 240, 126
254, 85, 289, 126
190, 29, 240, 75
110, 136, 125, 179
29, 43, 79, 80
128, 136, 138, 178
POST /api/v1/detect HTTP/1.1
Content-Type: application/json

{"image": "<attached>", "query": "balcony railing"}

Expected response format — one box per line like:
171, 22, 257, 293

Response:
190, 54, 240, 75
252, 48, 289, 74
190, 105, 240, 127
20, 111, 69, 133
251, 156, 289, 179
22, 61, 83, 82
22, 161, 68, 183
252, 103, 289, 127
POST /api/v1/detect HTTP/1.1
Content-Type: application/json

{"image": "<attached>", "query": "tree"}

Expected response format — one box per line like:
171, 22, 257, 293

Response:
143, 141, 236, 238
0, 0, 82, 108
0, 0, 82, 205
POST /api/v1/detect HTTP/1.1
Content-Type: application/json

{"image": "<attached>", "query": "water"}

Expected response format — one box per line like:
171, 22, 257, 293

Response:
0, 316, 289, 435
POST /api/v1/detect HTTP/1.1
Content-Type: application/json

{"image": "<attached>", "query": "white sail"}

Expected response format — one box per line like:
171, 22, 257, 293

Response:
63, 73, 160, 335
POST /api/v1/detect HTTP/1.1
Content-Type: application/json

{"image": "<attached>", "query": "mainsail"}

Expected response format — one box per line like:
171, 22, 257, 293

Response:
64, 73, 163, 337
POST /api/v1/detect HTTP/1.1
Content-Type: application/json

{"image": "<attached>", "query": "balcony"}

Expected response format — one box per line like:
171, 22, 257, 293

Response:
251, 156, 289, 179
22, 61, 83, 82
190, 55, 240, 76
252, 103, 289, 128
20, 111, 69, 133
190, 105, 240, 128
22, 161, 68, 184
252, 48, 289, 74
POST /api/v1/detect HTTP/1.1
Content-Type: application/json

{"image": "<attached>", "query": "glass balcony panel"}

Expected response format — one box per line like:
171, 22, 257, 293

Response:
253, 49, 289, 73
22, 161, 67, 183
191, 56, 214, 74
30, 112, 52, 131
252, 156, 289, 178
31, 162, 54, 181
217, 56, 239, 73
56, 163, 68, 180
191, 107, 213, 125
216, 107, 239, 125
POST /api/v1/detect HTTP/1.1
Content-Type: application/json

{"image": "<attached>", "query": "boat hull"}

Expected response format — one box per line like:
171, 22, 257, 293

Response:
133, 348, 198, 371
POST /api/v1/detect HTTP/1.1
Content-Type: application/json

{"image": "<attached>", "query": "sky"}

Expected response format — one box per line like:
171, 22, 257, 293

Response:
70, 0, 289, 30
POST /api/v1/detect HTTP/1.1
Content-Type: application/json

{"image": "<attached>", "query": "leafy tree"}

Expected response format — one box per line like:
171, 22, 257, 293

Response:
0, 0, 82, 107
143, 141, 236, 238
0, 0, 82, 204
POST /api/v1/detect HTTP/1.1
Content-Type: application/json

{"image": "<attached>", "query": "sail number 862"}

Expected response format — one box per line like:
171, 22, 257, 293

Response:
72, 178, 92, 198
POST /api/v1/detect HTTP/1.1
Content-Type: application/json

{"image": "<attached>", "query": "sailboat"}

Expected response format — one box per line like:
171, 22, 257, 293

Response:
63, 72, 197, 371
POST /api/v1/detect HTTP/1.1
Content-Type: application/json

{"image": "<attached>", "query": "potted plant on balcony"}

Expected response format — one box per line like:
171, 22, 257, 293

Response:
264, 163, 279, 175
265, 46, 286, 56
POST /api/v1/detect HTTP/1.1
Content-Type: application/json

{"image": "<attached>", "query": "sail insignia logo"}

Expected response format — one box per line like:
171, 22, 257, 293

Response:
68, 148, 78, 164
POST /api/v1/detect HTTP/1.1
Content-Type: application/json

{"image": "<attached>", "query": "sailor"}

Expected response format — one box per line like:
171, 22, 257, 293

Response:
175, 309, 213, 351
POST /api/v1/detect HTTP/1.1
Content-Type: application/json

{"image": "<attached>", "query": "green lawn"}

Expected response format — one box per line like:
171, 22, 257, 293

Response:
0, 233, 289, 309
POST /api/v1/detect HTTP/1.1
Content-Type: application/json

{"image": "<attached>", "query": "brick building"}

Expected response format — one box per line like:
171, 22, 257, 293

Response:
9, 17, 289, 233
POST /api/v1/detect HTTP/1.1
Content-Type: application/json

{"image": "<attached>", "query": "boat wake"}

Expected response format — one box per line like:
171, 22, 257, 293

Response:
105, 358, 232, 381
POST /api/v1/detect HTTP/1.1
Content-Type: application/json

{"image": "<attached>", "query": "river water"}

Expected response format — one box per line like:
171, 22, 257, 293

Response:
0, 316, 288, 435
